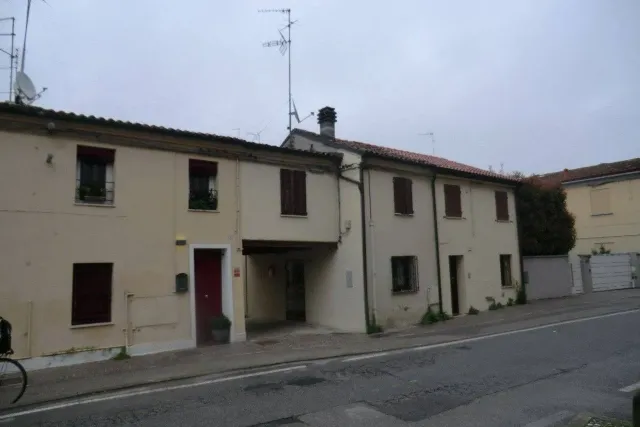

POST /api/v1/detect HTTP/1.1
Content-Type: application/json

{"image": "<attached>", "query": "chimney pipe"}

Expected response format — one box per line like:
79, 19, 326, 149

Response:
317, 106, 337, 138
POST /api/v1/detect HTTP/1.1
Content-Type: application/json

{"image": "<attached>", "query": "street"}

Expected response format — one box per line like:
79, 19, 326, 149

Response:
3, 310, 639, 427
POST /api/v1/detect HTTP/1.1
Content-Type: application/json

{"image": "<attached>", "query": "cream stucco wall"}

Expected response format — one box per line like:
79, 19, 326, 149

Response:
435, 177, 520, 313
240, 161, 339, 243
564, 176, 640, 255
363, 163, 439, 328
0, 129, 293, 360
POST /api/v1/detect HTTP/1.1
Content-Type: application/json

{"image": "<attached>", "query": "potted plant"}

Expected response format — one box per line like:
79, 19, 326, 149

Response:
210, 314, 231, 344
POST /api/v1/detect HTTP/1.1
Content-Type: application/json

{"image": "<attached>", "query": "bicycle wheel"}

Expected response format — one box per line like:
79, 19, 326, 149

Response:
0, 357, 27, 405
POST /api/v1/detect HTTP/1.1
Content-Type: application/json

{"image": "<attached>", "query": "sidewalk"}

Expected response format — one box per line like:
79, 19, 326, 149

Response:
9, 289, 640, 410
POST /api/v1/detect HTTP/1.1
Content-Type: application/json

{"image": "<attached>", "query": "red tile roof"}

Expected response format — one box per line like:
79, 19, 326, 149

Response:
292, 129, 518, 183
540, 158, 640, 184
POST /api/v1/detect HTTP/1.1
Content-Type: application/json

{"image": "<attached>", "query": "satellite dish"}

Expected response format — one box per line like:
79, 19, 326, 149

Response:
15, 71, 37, 103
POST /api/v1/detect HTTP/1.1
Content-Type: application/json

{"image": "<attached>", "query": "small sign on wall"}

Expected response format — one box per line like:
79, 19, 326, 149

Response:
233, 267, 241, 278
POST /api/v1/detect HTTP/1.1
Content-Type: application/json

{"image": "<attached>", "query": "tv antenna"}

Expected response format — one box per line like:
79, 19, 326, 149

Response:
0, 17, 18, 101
247, 125, 267, 143
14, 69, 46, 104
419, 132, 436, 155
291, 98, 314, 125
20, 0, 49, 73
260, 8, 297, 133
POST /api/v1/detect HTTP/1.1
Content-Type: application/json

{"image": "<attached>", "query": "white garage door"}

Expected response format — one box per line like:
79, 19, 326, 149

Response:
591, 254, 634, 292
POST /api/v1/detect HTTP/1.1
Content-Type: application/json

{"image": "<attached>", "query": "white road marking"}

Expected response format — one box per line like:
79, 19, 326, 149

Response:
619, 380, 640, 393
343, 352, 391, 362
341, 308, 640, 364
0, 365, 307, 420
522, 410, 574, 427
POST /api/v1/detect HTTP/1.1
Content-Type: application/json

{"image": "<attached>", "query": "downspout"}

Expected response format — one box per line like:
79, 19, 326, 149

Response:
431, 174, 444, 314
336, 167, 342, 243
514, 184, 525, 292
366, 169, 377, 323
337, 168, 370, 331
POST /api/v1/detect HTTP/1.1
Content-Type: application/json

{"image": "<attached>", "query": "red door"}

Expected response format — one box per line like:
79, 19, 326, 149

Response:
194, 249, 222, 345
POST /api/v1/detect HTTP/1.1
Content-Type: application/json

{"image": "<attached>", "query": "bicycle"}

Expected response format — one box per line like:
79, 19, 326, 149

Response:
0, 316, 27, 406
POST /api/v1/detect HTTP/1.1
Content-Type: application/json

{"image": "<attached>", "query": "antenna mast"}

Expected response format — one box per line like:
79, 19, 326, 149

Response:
260, 8, 295, 133
419, 132, 436, 155
0, 17, 17, 101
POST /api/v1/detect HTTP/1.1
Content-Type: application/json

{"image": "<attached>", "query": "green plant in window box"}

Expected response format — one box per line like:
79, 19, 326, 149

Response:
78, 185, 106, 202
189, 189, 218, 210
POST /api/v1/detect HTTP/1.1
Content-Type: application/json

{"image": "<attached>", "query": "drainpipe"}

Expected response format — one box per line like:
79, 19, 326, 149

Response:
366, 169, 378, 323
338, 168, 370, 331
514, 183, 526, 292
431, 174, 444, 314
336, 167, 342, 243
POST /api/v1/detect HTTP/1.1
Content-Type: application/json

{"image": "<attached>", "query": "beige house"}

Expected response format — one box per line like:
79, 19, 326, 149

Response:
0, 103, 367, 370
541, 159, 640, 255
283, 107, 522, 328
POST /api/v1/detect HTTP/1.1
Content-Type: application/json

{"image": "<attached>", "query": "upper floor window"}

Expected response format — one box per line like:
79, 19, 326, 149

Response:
444, 184, 462, 217
590, 187, 611, 216
393, 177, 414, 215
189, 159, 218, 211
280, 169, 307, 216
495, 190, 509, 221
76, 145, 115, 204
391, 256, 419, 294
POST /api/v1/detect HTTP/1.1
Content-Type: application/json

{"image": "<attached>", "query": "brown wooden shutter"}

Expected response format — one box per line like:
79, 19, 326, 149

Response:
280, 169, 291, 214
444, 184, 462, 217
404, 178, 413, 214
294, 170, 307, 215
495, 191, 509, 220
393, 177, 403, 213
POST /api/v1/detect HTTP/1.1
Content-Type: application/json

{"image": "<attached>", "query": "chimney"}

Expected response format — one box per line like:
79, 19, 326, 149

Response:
317, 106, 337, 138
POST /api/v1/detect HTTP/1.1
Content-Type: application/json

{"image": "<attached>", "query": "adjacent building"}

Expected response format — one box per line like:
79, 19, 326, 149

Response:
541, 158, 640, 255
283, 107, 522, 329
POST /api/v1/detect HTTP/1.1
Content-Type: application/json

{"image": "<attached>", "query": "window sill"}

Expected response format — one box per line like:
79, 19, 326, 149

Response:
70, 322, 114, 330
591, 213, 613, 217
501, 286, 515, 289
443, 216, 465, 220
281, 214, 308, 218
188, 209, 219, 213
394, 213, 414, 217
74, 202, 115, 208
496, 219, 512, 223
392, 289, 419, 295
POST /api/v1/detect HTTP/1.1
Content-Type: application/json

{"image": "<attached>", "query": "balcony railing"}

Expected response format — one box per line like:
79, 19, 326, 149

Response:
189, 189, 218, 211
75, 181, 115, 204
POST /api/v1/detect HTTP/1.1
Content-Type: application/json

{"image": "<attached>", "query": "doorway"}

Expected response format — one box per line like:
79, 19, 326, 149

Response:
448, 255, 463, 315
194, 249, 223, 345
285, 260, 306, 321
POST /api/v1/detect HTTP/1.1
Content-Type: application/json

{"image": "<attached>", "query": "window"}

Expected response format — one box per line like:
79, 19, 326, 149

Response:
280, 168, 307, 216
75, 145, 115, 204
590, 188, 611, 215
189, 159, 218, 211
499, 254, 512, 288
393, 177, 414, 215
444, 184, 462, 217
391, 256, 419, 293
72, 263, 113, 326
495, 190, 509, 221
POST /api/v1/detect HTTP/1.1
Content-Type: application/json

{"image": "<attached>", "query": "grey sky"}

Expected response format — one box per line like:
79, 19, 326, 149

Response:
1, 0, 638, 174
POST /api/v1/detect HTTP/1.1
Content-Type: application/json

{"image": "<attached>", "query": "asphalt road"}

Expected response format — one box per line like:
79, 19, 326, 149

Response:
3, 310, 640, 427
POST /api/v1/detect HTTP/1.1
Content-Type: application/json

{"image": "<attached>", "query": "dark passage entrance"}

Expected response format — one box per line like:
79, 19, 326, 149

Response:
449, 255, 461, 315
285, 260, 306, 321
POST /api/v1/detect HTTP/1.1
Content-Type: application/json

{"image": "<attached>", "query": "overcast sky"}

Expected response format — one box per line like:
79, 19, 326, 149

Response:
1, 0, 638, 174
